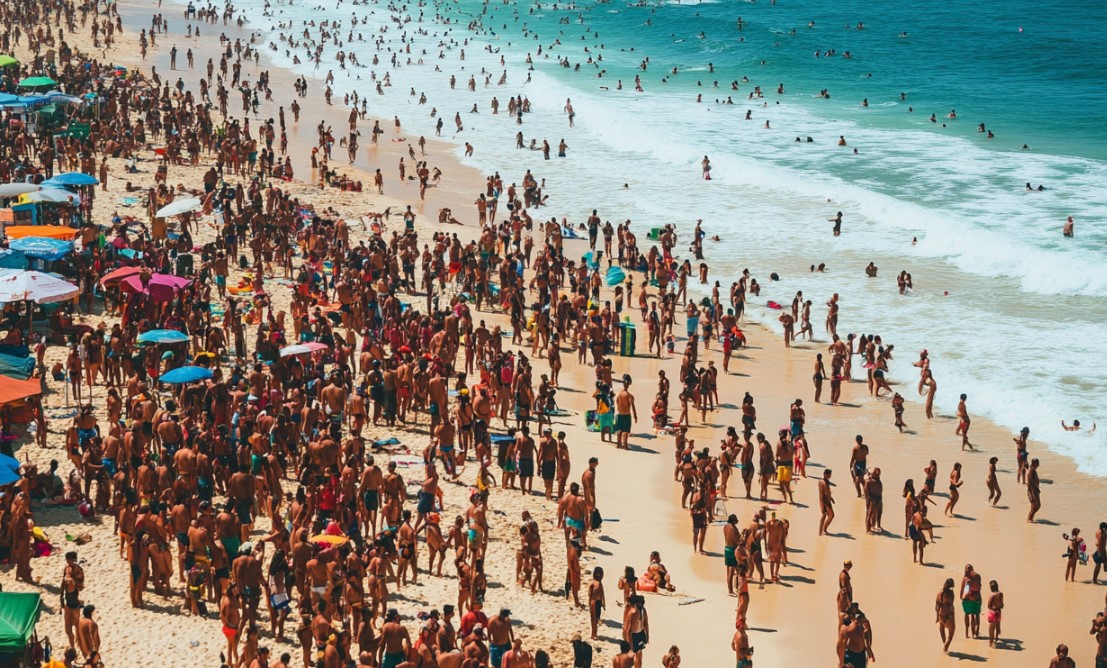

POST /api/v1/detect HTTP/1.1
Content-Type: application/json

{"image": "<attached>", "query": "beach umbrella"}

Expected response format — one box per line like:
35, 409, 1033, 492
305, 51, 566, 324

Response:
160, 365, 214, 384
42, 172, 99, 187
309, 534, 349, 546
279, 342, 329, 357
98, 266, 143, 286
4, 225, 78, 240
0, 465, 20, 486
0, 453, 20, 471
0, 269, 77, 303
605, 266, 627, 286
137, 329, 189, 345
0, 55, 17, 68
0, 183, 40, 198
20, 188, 81, 205
8, 237, 74, 261
154, 197, 202, 218
17, 76, 56, 89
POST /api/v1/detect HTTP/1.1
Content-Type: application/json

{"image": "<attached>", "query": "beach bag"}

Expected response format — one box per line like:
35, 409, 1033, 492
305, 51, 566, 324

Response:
590, 508, 603, 531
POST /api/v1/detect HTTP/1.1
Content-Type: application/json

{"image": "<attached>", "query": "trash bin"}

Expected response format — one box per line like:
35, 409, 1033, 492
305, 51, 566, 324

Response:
175, 252, 194, 277
618, 322, 636, 357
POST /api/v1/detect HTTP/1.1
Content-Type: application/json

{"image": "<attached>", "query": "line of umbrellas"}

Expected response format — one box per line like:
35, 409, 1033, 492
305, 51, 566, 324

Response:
153, 342, 330, 386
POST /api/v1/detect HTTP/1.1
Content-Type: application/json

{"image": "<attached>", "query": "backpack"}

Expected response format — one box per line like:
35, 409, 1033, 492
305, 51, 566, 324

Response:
590, 508, 603, 531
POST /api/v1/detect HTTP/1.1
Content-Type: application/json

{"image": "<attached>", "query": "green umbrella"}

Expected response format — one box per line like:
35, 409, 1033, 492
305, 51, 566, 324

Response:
0, 55, 17, 68
17, 76, 56, 89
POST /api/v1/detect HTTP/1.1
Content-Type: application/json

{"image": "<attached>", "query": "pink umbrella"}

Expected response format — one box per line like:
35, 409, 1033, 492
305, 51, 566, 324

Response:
122, 273, 192, 302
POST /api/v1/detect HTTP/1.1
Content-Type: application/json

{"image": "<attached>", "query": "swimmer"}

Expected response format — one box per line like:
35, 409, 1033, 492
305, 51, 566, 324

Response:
1061, 420, 1095, 432
1062, 216, 1074, 237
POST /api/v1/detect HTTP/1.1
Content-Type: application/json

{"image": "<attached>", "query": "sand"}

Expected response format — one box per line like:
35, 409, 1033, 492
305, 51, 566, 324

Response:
2, 2, 1105, 668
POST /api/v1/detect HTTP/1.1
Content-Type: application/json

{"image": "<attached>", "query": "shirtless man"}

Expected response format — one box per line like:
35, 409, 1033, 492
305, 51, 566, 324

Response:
76, 605, 101, 663
848, 436, 868, 499
732, 623, 753, 668
1048, 644, 1075, 668
724, 515, 742, 593
614, 382, 638, 450
1027, 459, 1042, 523
818, 469, 835, 535
1093, 522, 1107, 585
837, 608, 874, 668
377, 609, 412, 668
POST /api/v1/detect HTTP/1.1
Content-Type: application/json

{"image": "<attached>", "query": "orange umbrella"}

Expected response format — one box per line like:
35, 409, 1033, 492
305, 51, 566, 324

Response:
4, 225, 78, 240
309, 534, 349, 546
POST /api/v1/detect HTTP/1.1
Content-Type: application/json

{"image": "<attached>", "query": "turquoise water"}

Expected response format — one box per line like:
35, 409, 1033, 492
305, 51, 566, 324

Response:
239, 0, 1107, 470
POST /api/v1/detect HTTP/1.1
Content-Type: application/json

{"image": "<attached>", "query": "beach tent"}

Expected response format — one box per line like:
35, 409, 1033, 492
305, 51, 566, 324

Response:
8, 237, 73, 261
0, 592, 40, 656
3, 225, 78, 240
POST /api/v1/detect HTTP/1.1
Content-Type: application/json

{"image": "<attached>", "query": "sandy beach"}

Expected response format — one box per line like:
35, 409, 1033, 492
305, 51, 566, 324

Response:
1, 2, 1106, 668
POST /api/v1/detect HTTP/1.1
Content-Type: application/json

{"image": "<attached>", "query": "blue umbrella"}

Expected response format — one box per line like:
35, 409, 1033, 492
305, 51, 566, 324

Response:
0, 465, 20, 486
605, 266, 627, 286
9, 237, 73, 261
137, 329, 189, 344
0, 453, 20, 471
160, 365, 214, 384
42, 172, 99, 187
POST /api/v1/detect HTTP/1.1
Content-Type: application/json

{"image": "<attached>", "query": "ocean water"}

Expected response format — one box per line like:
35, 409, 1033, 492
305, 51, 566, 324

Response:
224, 0, 1107, 470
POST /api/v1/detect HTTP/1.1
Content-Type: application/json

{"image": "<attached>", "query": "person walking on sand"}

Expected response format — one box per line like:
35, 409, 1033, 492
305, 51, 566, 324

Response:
986, 580, 1003, 648
986, 457, 1002, 507
945, 463, 963, 517
1065, 529, 1084, 582
955, 394, 972, 449
1027, 458, 1042, 522
936, 578, 956, 653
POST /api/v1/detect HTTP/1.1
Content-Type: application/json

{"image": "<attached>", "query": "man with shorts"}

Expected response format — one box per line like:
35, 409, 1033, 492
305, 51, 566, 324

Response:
614, 381, 637, 450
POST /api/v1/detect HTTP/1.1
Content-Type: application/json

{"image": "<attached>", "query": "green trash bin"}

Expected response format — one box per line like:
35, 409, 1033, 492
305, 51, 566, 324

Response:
619, 322, 636, 357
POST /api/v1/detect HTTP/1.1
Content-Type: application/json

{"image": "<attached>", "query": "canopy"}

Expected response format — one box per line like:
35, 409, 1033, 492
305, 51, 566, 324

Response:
137, 329, 189, 344
160, 366, 213, 384
0, 454, 19, 471
42, 172, 99, 187
122, 273, 191, 302
0, 251, 26, 270
0, 93, 50, 110
98, 266, 143, 286
280, 342, 329, 357
4, 225, 78, 240
0, 592, 39, 651
154, 197, 202, 218
17, 76, 56, 89
0, 183, 40, 198
0, 375, 43, 404
0, 269, 77, 303
0, 55, 17, 68
8, 237, 73, 261
19, 189, 81, 205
